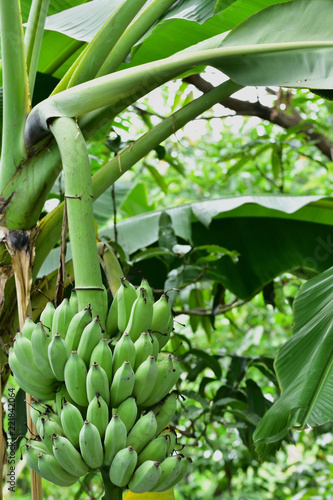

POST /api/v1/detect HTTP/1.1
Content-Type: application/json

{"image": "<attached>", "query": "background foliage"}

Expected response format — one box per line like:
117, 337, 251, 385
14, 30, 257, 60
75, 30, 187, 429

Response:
2, 0, 333, 498
3, 73, 333, 498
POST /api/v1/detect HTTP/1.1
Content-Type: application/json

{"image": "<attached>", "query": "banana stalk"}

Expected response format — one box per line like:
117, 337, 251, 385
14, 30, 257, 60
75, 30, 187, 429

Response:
100, 467, 123, 500
49, 117, 107, 324
0, 0, 30, 190
53, 0, 149, 92
96, 0, 177, 77
33, 80, 240, 277
25, 50, 243, 148
24, 0, 50, 95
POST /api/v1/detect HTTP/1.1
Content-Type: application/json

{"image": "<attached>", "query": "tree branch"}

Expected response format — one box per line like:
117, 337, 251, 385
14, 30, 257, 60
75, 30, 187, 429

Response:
183, 74, 333, 160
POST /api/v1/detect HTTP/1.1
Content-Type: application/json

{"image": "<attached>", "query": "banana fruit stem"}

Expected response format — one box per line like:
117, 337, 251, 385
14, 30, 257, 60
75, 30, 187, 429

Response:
101, 469, 123, 500
49, 117, 107, 324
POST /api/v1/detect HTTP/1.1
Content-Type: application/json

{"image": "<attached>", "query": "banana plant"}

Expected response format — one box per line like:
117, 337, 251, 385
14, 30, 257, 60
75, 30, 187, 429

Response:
1, 0, 333, 498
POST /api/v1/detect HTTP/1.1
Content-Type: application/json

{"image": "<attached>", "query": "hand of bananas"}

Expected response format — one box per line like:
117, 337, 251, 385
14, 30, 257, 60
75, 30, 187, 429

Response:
9, 278, 191, 493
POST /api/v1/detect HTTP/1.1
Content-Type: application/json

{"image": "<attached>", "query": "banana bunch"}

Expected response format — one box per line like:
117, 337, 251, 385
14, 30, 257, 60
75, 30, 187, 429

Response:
9, 277, 191, 493
26, 391, 190, 492
106, 276, 173, 350
8, 297, 96, 401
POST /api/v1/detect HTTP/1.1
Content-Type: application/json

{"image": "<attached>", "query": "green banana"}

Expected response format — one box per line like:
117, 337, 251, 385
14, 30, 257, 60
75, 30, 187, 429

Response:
64, 351, 89, 407
140, 355, 180, 408
153, 392, 178, 436
14, 331, 53, 382
128, 460, 162, 493
106, 294, 118, 338
166, 456, 192, 489
117, 277, 138, 333
8, 349, 57, 400
110, 360, 135, 408
79, 420, 104, 469
136, 277, 154, 302
35, 412, 46, 438
27, 438, 50, 455
46, 405, 62, 428
150, 454, 183, 492
86, 362, 110, 405
134, 332, 154, 370
150, 294, 172, 343
48, 333, 69, 381
137, 434, 170, 467
51, 298, 75, 339
115, 396, 138, 433
125, 288, 154, 343
21, 317, 36, 340
25, 443, 43, 475
37, 452, 79, 486
32, 402, 59, 430
89, 338, 113, 385
64, 305, 92, 353
40, 416, 65, 453
148, 331, 160, 359
40, 301, 56, 331
60, 400, 85, 449
77, 316, 104, 366
112, 332, 136, 376
158, 313, 174, 350
55, 383, 75, 415
139, 355, 174, 408
165, 429, 177, 456
29, 403, 41, 430
69, 290, 79, 314
126, 411, 157, 454
86, 393, 109, 439
103, 413, 127, 466
133, 355, 159, 405
52, 434, 90, 477
30, 322, 55, 380
109, 446, 138, 488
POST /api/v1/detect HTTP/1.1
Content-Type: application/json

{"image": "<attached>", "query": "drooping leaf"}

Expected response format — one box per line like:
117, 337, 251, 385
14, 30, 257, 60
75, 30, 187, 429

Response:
186, 348, 222, 379
158, 211, 178, 254
21, 0, 92, 23
44, 0, 122, 42
125, 0, 291, 68
145, 163, 168, 194
119, 182, 156, 218
188, 288, 202, 333
181, 389, 209, 408
226, 355, 247, 386
131, 247, 174, 263
93, 182, 136, 227
218, 0, 333, 89
254, 266, 333, 460
100, 195, 333, 299
246, 379, 267, 418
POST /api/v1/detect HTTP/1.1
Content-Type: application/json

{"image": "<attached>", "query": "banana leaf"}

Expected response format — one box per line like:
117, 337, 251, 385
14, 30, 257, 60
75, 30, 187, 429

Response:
99, 195, 333, 299
254, 265, 333, 460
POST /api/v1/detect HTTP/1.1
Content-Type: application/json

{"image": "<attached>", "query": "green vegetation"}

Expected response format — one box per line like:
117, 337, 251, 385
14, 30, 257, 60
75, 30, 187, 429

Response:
2, 1, 333, 499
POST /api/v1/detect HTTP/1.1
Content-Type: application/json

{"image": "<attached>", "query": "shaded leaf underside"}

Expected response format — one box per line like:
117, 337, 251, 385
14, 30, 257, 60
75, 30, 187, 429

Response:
98, 195, 333, 299
254, 266, 333, 460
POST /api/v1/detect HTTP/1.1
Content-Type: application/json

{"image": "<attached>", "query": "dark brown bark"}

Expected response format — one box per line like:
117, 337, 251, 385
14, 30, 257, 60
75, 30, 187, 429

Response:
184, 74, 333, 160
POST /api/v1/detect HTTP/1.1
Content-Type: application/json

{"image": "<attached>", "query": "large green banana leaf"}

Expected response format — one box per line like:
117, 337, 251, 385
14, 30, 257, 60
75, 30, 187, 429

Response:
121, 0, 291, 68
253, 265, 333, 460
27, 0, 333, 141
37, 0, 221, 77
95, 195, 333, 299
35, 0, 292, 79
217, 0, 333, 88
37, 0, 291, 74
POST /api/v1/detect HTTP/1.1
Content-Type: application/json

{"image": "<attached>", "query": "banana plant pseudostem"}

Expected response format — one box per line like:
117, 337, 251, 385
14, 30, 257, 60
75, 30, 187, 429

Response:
1, 0, 333, 499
